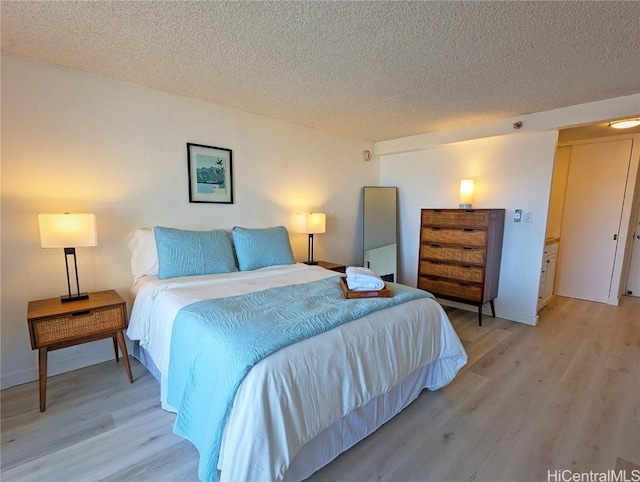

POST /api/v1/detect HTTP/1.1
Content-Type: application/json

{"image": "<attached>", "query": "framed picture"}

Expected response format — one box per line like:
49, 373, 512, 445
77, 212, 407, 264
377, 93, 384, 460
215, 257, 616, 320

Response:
187, 143, 233, 204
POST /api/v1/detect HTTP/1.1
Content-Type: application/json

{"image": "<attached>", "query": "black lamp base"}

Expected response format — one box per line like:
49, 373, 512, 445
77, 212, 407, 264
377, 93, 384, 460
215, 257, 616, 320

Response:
61, 292, 89, 303
303, 261, 319, 265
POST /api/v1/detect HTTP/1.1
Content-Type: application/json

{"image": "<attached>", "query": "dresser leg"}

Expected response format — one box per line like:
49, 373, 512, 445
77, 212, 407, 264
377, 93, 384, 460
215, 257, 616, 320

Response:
38, 348, 47, 412
116, 331, 134, 383
490, 300, 496, 318
112, 336, 119, 363
478, 307, 483, 326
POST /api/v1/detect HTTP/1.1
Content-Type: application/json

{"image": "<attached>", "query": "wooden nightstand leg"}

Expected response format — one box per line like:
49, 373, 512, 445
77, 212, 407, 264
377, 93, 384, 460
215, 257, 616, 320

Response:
116, 331, 134, 383
38, 348, 48, 412
112, 336, 119, 363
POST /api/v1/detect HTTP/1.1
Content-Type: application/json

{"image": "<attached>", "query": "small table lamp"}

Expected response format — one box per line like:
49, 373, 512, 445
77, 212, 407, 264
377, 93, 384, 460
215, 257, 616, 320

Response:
459, 179, 474, 209
296, 212, 326, 265
38, 213, 98, 302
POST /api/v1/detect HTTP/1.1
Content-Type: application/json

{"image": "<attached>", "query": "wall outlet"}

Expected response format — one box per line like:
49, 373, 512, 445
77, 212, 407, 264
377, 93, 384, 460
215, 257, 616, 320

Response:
524, 211, 533, 223
514, 209, 522, 222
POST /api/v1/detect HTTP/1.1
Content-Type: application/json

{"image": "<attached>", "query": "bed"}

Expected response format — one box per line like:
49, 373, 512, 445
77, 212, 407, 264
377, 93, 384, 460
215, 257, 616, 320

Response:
125, 226, 468, 482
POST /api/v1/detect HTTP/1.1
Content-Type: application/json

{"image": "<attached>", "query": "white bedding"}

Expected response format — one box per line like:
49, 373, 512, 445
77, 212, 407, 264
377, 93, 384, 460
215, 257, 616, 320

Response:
127, 263, 467, 481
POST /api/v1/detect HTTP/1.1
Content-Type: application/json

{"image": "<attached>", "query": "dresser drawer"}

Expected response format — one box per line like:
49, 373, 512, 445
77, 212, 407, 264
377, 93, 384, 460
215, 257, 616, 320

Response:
420, 244, 486, 265
418, 277, 482, 303
419, 260, 484, 283
32, 306, 125, 347
422, 209, 489, 228
421, 227, 487, 247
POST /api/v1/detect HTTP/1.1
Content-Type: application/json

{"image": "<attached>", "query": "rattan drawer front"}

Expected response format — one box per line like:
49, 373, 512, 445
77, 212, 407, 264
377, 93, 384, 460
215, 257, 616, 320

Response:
34, 307, 124, 346
418, 277, 482, 303
420, 260, 484, 283
421, 227, 487, 246
422, 210, 489, 227
420, 244, 486, 265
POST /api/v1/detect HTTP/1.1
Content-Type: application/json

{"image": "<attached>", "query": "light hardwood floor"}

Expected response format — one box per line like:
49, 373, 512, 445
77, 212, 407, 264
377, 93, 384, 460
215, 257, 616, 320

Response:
2, 295, 639, 481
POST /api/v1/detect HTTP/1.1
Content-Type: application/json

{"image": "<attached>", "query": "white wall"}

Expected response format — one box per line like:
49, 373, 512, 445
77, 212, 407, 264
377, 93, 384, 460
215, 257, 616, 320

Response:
0, 55, 377, 389
380, 131, 559, 325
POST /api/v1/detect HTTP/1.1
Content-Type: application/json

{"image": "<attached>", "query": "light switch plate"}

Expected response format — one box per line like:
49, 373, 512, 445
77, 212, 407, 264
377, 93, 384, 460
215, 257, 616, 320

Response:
524, 211, 532, 223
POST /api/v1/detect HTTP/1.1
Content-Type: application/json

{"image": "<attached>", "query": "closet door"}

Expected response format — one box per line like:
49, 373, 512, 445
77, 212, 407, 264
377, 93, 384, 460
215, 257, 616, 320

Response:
626, 207, 640, 297
555, 139, 632, 303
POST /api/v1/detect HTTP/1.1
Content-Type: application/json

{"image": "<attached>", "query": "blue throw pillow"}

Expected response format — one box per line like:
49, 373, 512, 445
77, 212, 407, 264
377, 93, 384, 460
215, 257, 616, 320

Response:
155, 227, 238, 279
232, 226, 295, 271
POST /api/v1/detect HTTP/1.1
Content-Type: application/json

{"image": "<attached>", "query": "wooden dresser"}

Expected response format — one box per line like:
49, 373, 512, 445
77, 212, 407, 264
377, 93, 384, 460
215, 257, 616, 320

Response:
417, 209, 505, 325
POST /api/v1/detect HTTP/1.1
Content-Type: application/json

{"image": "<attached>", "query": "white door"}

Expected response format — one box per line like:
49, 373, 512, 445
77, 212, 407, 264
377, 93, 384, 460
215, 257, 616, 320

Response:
555, 139, 633, 303
626, 207, 640, 297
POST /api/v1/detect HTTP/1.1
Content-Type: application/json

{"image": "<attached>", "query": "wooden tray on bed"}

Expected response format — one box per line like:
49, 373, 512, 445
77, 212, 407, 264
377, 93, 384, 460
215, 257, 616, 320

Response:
339, 276, 393, 299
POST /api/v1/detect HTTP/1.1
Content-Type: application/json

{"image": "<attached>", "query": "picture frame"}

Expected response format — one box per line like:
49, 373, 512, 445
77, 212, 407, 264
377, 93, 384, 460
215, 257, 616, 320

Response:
187, 143, 233, 204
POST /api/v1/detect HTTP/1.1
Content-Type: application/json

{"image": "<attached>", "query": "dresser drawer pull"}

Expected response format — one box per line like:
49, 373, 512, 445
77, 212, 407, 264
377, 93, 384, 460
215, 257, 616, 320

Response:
459, 282, 471, 287
461, 264, 472, 268
431, 227, 442, 231
71, 310, 91, 317
463, 228, 474, 232
427, 276, 439, 281
462, 246, 473, 250
430, 243, 441, 247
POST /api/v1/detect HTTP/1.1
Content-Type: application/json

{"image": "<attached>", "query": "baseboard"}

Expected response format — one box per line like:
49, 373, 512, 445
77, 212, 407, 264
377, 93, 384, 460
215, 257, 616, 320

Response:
1, 347, 122, 391
1, 367, 39, 390
438, 299, 538, 326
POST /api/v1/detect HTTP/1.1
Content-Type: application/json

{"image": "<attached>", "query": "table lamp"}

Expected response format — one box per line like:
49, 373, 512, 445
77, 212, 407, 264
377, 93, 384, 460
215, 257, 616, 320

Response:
38, 213, 98, 302
459, 179, 474, 209
296, 212, 326, 265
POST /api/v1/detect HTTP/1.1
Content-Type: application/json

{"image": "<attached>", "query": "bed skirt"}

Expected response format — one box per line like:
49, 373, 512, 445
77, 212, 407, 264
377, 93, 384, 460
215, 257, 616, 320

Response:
133, 341, 433, 481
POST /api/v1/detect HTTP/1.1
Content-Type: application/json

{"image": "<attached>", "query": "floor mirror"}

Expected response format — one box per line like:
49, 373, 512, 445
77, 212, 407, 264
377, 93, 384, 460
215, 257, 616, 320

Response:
363, 186, 398, 282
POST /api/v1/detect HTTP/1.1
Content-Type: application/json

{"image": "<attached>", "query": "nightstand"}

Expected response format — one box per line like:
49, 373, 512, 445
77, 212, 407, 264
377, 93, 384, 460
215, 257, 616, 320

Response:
27, 289, 133, 411
317, 261, 347, 273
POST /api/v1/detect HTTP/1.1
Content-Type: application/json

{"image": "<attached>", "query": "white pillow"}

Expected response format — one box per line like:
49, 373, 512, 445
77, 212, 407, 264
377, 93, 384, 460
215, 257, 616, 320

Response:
126, 228, 159, 281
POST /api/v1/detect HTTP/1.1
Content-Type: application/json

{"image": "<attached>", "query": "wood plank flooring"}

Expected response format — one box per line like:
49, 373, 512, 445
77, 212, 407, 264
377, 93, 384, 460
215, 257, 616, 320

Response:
2, 295, 639, 481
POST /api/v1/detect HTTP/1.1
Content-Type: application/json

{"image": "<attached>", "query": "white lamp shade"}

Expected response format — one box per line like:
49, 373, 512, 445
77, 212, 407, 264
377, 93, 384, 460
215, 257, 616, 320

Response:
459, 179, 474, 205
296, 212, 326, 234
38, 213, 98, 248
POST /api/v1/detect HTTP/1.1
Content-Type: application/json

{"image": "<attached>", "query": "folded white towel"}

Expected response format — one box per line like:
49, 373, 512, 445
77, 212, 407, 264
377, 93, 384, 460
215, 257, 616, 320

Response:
345, 266, 385, 291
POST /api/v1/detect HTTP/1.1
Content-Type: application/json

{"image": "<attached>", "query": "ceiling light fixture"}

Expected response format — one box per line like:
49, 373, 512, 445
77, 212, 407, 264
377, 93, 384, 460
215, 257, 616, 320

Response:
608, 118, 640, 129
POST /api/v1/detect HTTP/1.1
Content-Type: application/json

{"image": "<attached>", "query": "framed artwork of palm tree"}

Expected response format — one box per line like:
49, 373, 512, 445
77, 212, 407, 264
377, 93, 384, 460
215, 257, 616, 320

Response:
187, 143, 233, 204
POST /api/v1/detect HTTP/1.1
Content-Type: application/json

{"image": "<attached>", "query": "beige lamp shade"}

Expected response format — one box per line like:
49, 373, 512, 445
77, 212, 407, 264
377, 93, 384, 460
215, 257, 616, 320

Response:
38, 213, 98, 248
459, 179, 474, 208
296, 212, 326, 234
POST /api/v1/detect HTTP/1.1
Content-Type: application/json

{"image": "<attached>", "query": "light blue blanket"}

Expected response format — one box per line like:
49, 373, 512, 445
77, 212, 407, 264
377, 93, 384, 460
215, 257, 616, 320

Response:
167, 276, 432, 482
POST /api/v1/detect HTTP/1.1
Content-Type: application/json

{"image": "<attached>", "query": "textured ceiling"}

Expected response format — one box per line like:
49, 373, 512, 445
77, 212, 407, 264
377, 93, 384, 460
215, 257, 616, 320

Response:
2, 1, 639, 142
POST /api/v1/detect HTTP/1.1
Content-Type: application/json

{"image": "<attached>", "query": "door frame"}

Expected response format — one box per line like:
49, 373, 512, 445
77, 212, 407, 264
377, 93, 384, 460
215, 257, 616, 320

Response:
557, 133, 640, 305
